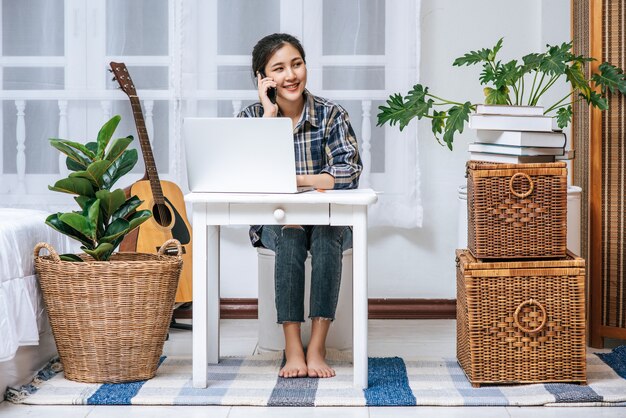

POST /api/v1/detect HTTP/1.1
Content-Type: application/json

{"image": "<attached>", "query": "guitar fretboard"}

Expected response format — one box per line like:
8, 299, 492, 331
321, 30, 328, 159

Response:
129, 96, 164, 204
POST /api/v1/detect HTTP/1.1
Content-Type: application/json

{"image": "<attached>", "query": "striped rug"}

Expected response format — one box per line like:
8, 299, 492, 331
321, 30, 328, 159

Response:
6, 347, 626, 407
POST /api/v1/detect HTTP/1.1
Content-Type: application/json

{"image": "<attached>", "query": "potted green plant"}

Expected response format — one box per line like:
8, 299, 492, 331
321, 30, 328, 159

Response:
44, 114, 151, 260
34, 115, 183, 383
377, 39, 626, 150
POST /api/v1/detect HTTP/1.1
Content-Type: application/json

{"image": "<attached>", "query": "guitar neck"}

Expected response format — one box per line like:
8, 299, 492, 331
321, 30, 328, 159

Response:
129, 96, 164, 203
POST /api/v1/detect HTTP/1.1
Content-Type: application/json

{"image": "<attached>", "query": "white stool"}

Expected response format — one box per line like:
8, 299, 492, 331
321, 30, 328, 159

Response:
257, 247, 353, 351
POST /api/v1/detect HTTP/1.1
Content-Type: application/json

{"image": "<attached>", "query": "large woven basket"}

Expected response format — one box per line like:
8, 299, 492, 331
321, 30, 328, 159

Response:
456, 249, 586, 387
34, 239, 183, 383
467, 161, 567, 259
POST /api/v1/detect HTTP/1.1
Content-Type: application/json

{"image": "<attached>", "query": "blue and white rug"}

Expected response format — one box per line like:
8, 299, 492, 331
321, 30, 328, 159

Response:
6, 347, 626, 407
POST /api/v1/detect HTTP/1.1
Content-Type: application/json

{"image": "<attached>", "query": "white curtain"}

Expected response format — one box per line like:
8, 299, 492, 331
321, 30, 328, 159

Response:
1, 0, 422, 228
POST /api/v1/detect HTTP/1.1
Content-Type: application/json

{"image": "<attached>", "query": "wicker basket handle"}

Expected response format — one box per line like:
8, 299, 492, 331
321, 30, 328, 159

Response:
33, 242, 61, 262
509, 172, 534, 198
158, 239, 183, 257
513, 299, 547, 334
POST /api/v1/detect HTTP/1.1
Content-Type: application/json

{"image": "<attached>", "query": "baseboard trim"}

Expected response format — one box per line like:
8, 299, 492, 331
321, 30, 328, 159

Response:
171, 298, 457, 320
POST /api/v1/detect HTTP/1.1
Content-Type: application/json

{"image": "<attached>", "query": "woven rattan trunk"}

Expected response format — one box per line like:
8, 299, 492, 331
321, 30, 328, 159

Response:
456, 249, 586, 387
467, 161, 568, 259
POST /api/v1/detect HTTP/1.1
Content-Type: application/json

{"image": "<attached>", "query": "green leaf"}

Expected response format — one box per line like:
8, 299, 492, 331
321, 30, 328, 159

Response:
96, 189, 126, 220
592, 62, 626, 95
377, 93, 416, 131
522, 53, 544, 71
479, 63, 496, 85
81, 243, 114, 261
103, 136, 134, 163
483, 86, 510, 105
48, 177, 95, 197
112, 195, 143, 221
127, 209, 152, 231
453, 48, 491, 67
49, 140, 91, 171
59, 254, 84, 262
59, 212, 96, 242
50, 139, 95, 160
45, 213, 93, 247
565, 62, 591, 96
556, 106, 573, 129
102, 149, 138, 189
100, 218, 130, 243
431, 110, 446, 136
496, 60, 521, 89
69, 160, 110, 188
539, 44, 569, 76
86, 199, 100, 235
74, 195, 91, 210
442, 102, 472, 150
96, 115, 121, 158
583, 91, 609, 110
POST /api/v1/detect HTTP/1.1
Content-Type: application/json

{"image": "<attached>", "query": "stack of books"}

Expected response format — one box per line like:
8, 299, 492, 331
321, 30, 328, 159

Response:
467, 105, 571, 164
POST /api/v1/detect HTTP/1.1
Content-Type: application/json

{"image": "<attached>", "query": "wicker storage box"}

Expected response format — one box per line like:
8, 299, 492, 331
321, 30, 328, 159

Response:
456, 249, 586, 387
34, 240, 182, 383
467, 161, 567, 259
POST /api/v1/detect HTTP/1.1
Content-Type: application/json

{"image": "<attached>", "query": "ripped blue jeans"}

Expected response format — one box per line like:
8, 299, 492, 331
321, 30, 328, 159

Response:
259, 225, 352, 323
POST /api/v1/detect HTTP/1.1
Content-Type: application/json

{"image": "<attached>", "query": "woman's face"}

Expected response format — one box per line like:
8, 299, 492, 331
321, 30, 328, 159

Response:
264, 43, 307, 104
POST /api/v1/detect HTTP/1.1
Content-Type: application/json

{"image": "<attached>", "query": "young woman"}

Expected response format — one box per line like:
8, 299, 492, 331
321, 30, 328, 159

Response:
238, 33, 362, 378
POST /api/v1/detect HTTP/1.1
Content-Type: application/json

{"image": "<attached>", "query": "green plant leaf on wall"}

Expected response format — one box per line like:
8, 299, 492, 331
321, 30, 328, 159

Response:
96, 115, 121, 159
102, 149, 138, 190
48, 177, 95, 197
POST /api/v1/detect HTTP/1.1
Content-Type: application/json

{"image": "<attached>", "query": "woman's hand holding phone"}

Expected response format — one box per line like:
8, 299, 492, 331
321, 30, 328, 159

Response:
257, 72, 278, 117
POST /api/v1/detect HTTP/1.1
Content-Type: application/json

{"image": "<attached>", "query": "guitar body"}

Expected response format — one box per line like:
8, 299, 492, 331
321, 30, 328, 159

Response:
122, 180, 193, 303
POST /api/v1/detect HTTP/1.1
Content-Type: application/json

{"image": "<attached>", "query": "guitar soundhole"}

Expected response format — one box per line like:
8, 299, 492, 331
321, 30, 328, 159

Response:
152, 203, 173, 227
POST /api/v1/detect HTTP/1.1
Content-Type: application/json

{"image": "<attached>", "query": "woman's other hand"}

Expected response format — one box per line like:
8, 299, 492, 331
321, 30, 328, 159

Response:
257, 72, 278, 117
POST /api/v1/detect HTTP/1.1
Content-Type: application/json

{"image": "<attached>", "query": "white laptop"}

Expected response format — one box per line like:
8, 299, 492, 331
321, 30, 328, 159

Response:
183, 117, 313, 193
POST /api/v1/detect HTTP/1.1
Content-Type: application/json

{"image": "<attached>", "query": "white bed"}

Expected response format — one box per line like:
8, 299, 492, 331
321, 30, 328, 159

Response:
0, 208, 72, 397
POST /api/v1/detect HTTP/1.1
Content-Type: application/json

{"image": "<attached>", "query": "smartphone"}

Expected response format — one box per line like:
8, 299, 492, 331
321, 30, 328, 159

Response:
260, 71, 277, 104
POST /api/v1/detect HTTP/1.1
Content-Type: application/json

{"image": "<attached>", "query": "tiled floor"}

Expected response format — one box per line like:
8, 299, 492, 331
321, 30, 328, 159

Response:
0, 319, 623, 417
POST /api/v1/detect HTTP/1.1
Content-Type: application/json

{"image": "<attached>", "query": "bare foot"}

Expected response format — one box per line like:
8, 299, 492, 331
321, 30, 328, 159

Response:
306, 348, 335, 378
279, 347, 308, 378
279, 323, 308, 378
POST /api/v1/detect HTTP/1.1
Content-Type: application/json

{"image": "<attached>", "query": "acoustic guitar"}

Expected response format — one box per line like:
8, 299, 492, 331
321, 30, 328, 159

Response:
110, 61, 192, 303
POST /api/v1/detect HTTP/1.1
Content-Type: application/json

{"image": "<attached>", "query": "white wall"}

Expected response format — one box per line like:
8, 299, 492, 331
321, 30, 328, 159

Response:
220, 0, 571, 299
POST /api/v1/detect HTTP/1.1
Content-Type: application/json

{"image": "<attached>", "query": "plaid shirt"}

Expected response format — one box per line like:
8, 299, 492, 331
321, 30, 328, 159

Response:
238, 90, 362, 246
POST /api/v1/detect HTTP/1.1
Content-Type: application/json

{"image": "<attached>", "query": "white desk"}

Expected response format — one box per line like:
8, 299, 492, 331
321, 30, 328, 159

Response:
185, 189, 377, 389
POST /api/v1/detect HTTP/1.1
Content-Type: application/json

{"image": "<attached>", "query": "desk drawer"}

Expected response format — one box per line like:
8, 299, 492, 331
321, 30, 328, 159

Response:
229, 203, 330, 225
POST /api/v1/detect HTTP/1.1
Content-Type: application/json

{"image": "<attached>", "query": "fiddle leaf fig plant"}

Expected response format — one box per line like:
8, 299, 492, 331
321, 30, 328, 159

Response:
45, 115, 152, 261
377, 38, 626, 150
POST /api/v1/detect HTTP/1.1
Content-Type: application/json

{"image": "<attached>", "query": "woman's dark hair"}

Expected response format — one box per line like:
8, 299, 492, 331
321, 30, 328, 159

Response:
251, 33, 306, 78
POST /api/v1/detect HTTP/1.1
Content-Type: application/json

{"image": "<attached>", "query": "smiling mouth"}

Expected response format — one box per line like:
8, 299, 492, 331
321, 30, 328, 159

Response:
283, 83, 299, 90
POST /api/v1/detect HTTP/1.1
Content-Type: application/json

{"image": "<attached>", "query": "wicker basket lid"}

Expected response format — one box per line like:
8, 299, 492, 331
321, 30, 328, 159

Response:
455, 248, 585, 271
